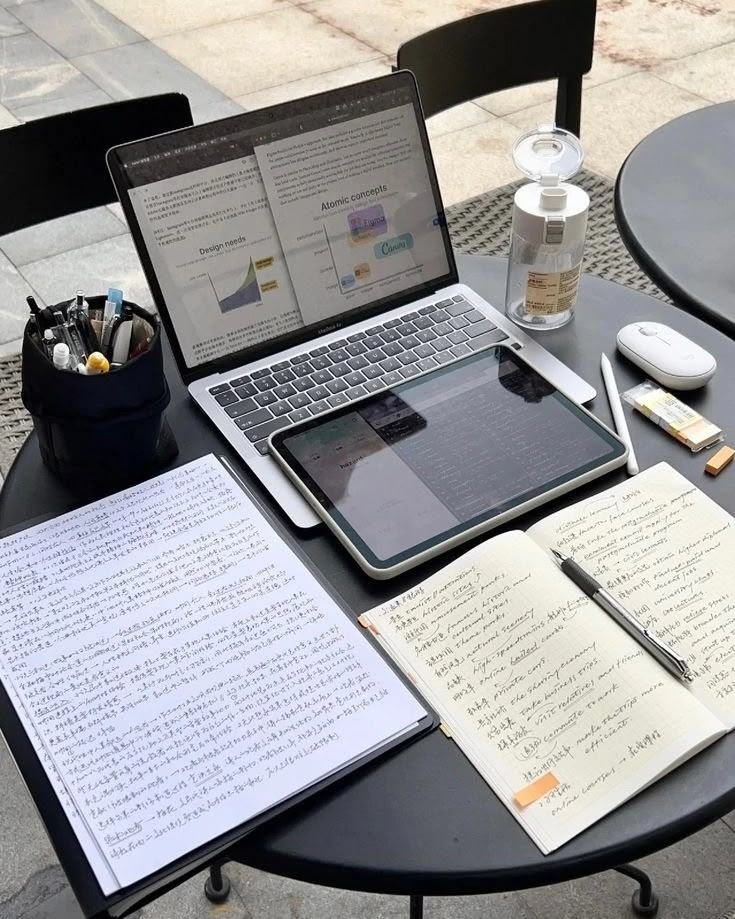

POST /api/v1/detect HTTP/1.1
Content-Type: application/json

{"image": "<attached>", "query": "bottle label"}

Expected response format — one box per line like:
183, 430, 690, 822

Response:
525, 263, 582, 315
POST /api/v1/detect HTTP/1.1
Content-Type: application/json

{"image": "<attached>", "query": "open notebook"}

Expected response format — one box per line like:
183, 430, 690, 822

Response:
360, 463, 735, 853
0, 455, 430, 898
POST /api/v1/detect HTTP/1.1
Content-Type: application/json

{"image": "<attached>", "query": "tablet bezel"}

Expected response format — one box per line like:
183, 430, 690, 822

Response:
269, 347, 628, 579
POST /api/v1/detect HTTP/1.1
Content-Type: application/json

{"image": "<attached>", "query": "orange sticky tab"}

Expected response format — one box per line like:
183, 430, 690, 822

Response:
357, 613, 380, 635
513, 772, 559, 808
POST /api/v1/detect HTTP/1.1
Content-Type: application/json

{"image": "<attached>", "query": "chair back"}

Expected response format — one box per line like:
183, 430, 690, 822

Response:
396, 0, 596, 136
0, 93, 193, 236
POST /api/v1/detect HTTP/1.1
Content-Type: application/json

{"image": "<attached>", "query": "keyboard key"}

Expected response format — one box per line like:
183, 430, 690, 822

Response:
449, 315, 470, 330
448, 330, 469, 345
345, 371, 366, 387
366, 325, 384, 335
433, 321, 452, 336
253, 440, 271, 455
466, 319, 500, 338
289, 392, 312, 409
432, 309, 450, 322
309, 400, 330, 415
398, 351, 418, 366
399, 365, 419, 378
345, 341, 367, 356
347, 331, 367, 342
309, 345, 329, 357
435, 351, 453, 364
254, 376, 277, 392
329, 338, 348, 349
364, 335, 383, 350
251, 367, 271, 379
271, 401, 291, 417
293, 377, 316, 392
235, 407, 274, 430
327, 377, 348, 394
466, 308, 487, 323
416, 328, 437, 343
365, 348, 386, 363
413, 315, 433, 330
433, 338, 452, 351
437, 298, 453, 308
417, 356, 438, 372
418, 304, 437, 315
364, 379, 385, 393
225, 398, 258, 418
244, 417, 289, 443
446, 300, 472, 317
384, 318, 402, 329
312, 369, 333, 385
327, 392, 349, 408
415, 343, 435, 358
396, 322, 417, 336
274, 383, 296, 399
229, 375, 251, 387
293, 361, 314, 377
468, 330, 510, 351
331, 362, 351, 377
215, 390, 238, 406
346, 385, 366, 399
380, 356, 401, 373
273, 368, 295, 384
363, 364, 383, 379
209, 383, 231, 396
234, 382, 257, 399
255, 390, 278, 407
382, 341, 403, 357
383, 371, 402, 386
403, 311, 419, 321
311, 355, 332, 371
330, 348, 349, 363
450, 343, 472, 358
310, 385, 331, 401
289, 407, 311, 423
347, 354, 369, 371
452, 295, 465, 302
272, 360, 290, 372
380, 328, 401, 343
401, 334, 420, 349
290, 353, 311, 364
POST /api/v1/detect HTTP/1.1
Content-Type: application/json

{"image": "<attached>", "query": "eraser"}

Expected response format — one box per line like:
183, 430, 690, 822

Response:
705, 445, 735, 476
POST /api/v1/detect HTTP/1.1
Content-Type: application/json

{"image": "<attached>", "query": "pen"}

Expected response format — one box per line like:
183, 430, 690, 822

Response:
601, 353, 638, 476
551, 549, 694, 683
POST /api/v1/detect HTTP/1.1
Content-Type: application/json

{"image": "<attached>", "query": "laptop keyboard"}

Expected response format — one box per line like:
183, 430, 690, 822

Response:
208, 295, 510, 455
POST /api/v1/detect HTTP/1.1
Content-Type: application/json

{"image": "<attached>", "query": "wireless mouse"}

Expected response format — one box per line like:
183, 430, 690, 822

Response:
616, 322, 716, 390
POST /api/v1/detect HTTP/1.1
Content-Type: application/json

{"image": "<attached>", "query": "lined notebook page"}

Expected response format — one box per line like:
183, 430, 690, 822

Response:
0, 455, 425, 893
364, 531, 723, 853
528, 463, 735, 726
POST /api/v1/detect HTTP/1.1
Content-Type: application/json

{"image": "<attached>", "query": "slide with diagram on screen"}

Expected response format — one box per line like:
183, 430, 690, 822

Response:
253, 104, 449, 325
127, 155, 303, 368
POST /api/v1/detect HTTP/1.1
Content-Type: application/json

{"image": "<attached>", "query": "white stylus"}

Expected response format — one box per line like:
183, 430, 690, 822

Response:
601, 353, 639, 476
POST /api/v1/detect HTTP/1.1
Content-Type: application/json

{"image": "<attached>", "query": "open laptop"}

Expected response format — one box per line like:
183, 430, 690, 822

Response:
108, 71, 595, 529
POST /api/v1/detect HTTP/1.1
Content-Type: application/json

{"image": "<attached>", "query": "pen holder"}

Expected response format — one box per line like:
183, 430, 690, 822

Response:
21, 297, 178, 487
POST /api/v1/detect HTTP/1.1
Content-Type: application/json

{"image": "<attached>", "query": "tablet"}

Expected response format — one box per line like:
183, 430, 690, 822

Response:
269, 347, 627, 578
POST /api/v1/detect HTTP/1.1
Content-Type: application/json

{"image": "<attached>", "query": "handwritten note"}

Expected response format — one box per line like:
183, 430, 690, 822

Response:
528, 463, 735, 725
365, 529, 724, 853
0, 455, 425, 893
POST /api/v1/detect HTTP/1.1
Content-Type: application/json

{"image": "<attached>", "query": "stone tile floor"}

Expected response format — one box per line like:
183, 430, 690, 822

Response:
1, 0, 735, 916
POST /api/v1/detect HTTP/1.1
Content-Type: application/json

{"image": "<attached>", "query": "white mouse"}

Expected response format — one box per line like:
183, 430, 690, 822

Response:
616, 322, 716, 390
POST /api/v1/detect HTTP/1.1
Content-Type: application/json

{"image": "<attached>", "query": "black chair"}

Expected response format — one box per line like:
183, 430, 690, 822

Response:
396, 0, 596, 136
0, 93, 193, 236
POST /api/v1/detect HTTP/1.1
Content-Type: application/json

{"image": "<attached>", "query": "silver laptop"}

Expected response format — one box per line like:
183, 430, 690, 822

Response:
108, 72, 595, 529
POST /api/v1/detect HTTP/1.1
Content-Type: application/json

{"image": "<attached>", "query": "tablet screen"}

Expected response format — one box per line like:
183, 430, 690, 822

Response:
270, 348, 626, 571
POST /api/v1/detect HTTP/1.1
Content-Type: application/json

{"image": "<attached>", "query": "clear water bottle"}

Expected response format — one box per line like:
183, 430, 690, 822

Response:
505, 125, 588, 331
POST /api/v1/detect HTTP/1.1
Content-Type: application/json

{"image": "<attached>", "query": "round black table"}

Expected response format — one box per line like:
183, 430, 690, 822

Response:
3, 257, 735, 918
615, 101, 735, 339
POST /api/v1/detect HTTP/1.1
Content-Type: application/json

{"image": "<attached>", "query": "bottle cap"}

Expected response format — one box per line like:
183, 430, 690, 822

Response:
512, 124, 584, 183
52, 342, 70, 369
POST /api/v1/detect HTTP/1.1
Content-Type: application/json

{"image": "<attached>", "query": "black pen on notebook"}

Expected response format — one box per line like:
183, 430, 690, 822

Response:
551, 549, 694, 683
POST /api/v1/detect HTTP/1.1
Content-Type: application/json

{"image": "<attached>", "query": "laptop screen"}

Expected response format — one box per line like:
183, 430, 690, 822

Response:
108, 72, 456, 379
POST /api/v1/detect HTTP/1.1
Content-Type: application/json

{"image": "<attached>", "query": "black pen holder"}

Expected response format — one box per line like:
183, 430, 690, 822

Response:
21, 296, 178, 487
